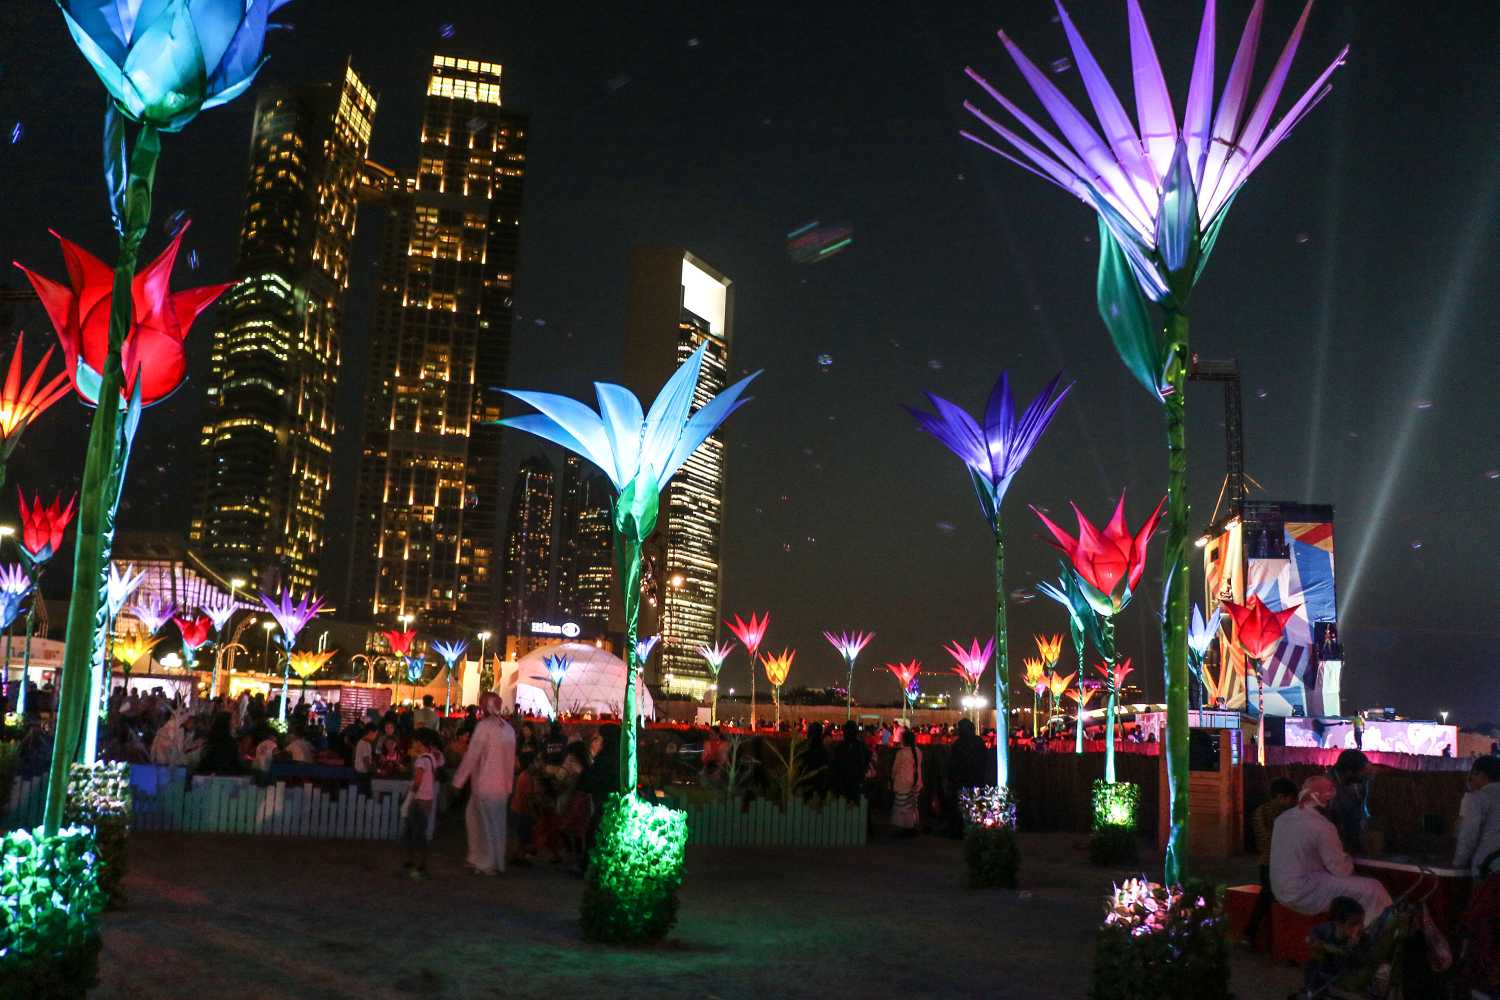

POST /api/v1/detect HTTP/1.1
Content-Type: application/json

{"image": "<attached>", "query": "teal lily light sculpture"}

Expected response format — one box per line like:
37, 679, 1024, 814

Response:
500, 340, 758, 791
823, 629, 874, 720
500, 342, 753, 944
105, 563, 145, 621
258, 590, 323, 723
41, 0, 285, 837
432, 639, 469, 715
906, 371, 1070, 789
698, 641, 733, 723
58, 0, 295, 133
962, 0, 1346, 885
1186, 603, 1223, 705
544, 652, 572, 720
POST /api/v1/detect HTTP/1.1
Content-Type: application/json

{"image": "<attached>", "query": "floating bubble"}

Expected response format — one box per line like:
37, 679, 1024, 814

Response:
817, 352, 833, 368
686, 36, 700, 47
805, 536, 816, 545
782, 542, 792, 553
8, 122, 20, 144
927, 359, 944, 371
1050, 57, 1072, 74
605, 75, 632, 92
164, 209, 189, 237
533, 318, 545, 327
1255, 388, 1268, 399
1010, 588, 1036, 604
800, 447, 814, 456
467, 116, 487, 134
439, 22, 455, 38
935, 521, 956, 534
787, 221, 853, 264
1410, 540, 1423, 550
187, 249, 199, 270
1348, 431, 1359, 439
1415, 400, 1433, 410
1295, 232, 1311, 245
956, 172, 966, 181
779, 494, 790, 503
1486, 470, 1500, 481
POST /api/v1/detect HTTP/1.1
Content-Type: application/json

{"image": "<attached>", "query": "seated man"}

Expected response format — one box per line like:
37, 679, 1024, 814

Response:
1270, 775, 1392, 927
1454, 755, 1500, 875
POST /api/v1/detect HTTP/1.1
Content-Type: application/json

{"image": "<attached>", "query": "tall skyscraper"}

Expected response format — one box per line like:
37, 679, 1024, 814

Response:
349, 55, 527, 627
500, 455, 555, 636
554, 453, 614, 629
622, 248, 734, 696
191, 63, 376, 593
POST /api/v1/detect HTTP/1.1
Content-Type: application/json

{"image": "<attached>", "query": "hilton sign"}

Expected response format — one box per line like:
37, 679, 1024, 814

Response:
529, 620, 581, 638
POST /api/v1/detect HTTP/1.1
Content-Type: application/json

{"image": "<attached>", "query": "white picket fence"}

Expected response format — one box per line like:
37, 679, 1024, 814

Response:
3, 768, 409, 840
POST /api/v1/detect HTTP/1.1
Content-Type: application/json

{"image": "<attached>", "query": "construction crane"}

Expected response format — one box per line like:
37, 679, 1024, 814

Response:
1188, 355, 1259, 537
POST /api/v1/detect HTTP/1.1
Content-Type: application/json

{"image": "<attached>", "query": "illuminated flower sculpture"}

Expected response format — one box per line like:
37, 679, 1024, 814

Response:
112, 630, 154, 677
0, 332, 70, 482
698, 641, 733, 723
432, 639, 468, 715
1034, 493, 1163, 783
1035, 633, 1063, 670
127, 596, 173, 635
906, 371, 1070, 788
824, 629, 874, 720
1048, 670, 1076, 706
18, 490, 78, 567
886, 660, 922, 717
259, 590, 323, 723
1223, 595, 1300, 764
945, 638, 992, 723
201, 590, 236, 636
634, 635, 659, 666
728, 612, 770, 729
499, 341, 757, 943
30, 0, 280, 837
288, 649, 335, 682
1094, 657, 1135, 765
382, 628, 417, 658
0, 565, 32, 630
543, 653, 572, 720
1037, 565, 1095, 754
1186, 603, 1224, 705
760, 648, 794, 727
1022, 657, 1047, 737
105, 563, 146, 620
172, 613, 212, 666
964, 0, 1346, 884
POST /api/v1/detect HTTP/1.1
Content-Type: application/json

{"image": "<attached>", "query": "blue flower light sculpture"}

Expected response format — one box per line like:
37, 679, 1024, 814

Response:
432, 639, 468, 715
906, 371, 1070, 788
500, 340, 759, 792
543, 653, 572, 720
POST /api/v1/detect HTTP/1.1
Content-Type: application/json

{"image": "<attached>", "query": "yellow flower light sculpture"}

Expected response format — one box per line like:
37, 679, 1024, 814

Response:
1022, 656, 1047, 738
761, 648, 795, 727
288, 649, 336, 682
112, 631, 154, 671
1047, 670, 1075, 703
1034, 633, 1064, 668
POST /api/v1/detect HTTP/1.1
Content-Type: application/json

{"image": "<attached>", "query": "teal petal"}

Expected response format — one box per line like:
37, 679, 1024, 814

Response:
59, 4, 132, 107
186, 0, 242, 70
1154, 138, 1200, 303
639, 341, 706, 478
657, 369, 758, 488
594, 382, 644, 487
1095, 219, 1168, 404
120, 0, 207, 128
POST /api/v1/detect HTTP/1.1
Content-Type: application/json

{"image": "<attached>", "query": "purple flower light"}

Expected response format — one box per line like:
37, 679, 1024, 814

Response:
962, 1, 1348, 304
127, 595, 174, 635
258, 590, 323, 650
905, 371, 1071, 531
698, 641, 733, 676
201, 590, 237, 635
823, 629, 874, 664
945, 637, 994, 686
0, 563, 32, 630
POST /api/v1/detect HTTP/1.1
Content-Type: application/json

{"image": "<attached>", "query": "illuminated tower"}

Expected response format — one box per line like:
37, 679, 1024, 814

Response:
500, 455, 555, 637
349, 55, 526, 627
622, 248, 733, 696
191, 63, 376, 593
555, 453, 613, 629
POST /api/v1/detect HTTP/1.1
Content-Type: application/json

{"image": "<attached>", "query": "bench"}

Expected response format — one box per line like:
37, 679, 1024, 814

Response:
1270, 901, 1327, 965
1224, 884, 1268, 952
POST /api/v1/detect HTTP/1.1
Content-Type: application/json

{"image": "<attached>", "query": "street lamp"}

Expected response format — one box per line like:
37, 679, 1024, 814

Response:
477, 629, 492, 662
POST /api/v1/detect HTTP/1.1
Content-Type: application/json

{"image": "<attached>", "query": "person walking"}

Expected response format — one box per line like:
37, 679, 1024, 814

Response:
452, 692, 516, 876
403, 730, 443, 879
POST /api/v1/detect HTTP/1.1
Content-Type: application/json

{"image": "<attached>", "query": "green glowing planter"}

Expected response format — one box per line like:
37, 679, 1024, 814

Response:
64, 761, 131, 907
1090, 779, 1140, 867
580, 793, 688, 943
1092, 878, 1228, 1000
0, 825, 106, 1000
959, 784, 1020, 888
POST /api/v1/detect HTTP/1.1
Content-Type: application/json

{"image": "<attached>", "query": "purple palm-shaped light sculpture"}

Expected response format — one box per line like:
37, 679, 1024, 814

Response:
127, 595, 174, 635
432, 639, 469, 715
962, 0, 1346, 884
906, 371, 1069, 788
199, 589, 238, 704
259, 590, 324, 723
823, 630, 874, 721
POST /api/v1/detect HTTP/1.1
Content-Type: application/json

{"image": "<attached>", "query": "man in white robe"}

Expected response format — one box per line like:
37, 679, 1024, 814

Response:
452, 692, 516, 875
1270, 775, 1392, 926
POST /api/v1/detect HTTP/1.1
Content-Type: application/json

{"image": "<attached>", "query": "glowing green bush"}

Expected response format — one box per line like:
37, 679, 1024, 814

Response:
65, 761, 131, 907
580, 793, 688, 943
0, 825, 106, 1000
963, 825, 1020, 889
1090, 779, 1140, 866
1092, 879, 1228, 1000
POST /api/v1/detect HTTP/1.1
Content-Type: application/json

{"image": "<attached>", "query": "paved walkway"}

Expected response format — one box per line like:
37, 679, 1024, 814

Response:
96, 826, 1304, 999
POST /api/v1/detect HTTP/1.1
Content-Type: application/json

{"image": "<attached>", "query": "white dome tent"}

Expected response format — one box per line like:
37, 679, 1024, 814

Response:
501, 642, 655, 720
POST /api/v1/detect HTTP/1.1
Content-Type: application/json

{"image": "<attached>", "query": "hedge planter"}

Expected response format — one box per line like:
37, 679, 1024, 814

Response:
1091, 879, 1228, 1000
580, 794, 688, 944
960, 785, 1020, 888
65, 761, 132, 907
0, 825, 106, 1000
1089, 779, 1139, 866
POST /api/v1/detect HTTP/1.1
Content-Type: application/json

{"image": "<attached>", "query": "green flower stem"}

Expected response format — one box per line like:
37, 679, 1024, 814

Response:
993, 518, 1009, 789
44, 125, 160, 835
614, 530, 643, 794
1073, 631, 1087, 754
1099, 616, 1118, 784
1161, 308, 1192, 885
844, 658, 854, 721
2, 626, 12, 712
749, 650, 758, 730
1253, 658, 1266, 766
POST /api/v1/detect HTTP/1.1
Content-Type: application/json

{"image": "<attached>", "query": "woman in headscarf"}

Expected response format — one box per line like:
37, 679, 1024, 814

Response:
1269, 775, 1392, 926
890, 728, 923, 836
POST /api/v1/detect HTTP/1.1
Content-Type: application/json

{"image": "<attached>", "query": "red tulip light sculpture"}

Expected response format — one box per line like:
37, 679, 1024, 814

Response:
727, 612, 770, 729
1094, 657, 1135, 763
1223, 595, 1300, 764
886, 660, 922, 718
173, 613, 213, 667
17, 490, 78, 567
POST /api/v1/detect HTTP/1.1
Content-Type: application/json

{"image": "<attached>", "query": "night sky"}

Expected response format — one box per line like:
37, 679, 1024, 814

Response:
1, 2, 1497, 724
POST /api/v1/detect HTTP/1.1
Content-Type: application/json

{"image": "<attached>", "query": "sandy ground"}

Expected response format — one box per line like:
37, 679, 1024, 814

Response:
95, 824, 1305, 1000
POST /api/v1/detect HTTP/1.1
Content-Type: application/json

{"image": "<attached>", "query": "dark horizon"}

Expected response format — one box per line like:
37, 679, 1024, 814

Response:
1, 2, 1497, 725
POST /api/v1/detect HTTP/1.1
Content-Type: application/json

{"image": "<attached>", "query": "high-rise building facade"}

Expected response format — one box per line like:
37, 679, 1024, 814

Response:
191, 63, 376, 593
554, 453, 614, 629
500, 455, 555, 636
622, 248, 734, 696
349, 55, 527, 627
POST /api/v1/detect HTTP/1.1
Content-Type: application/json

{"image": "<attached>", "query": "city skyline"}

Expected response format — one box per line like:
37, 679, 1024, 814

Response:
499, 453, 555, 638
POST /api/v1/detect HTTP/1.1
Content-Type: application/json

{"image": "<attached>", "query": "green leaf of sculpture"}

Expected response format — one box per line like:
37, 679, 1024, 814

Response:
1095, 220, 1168, 404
